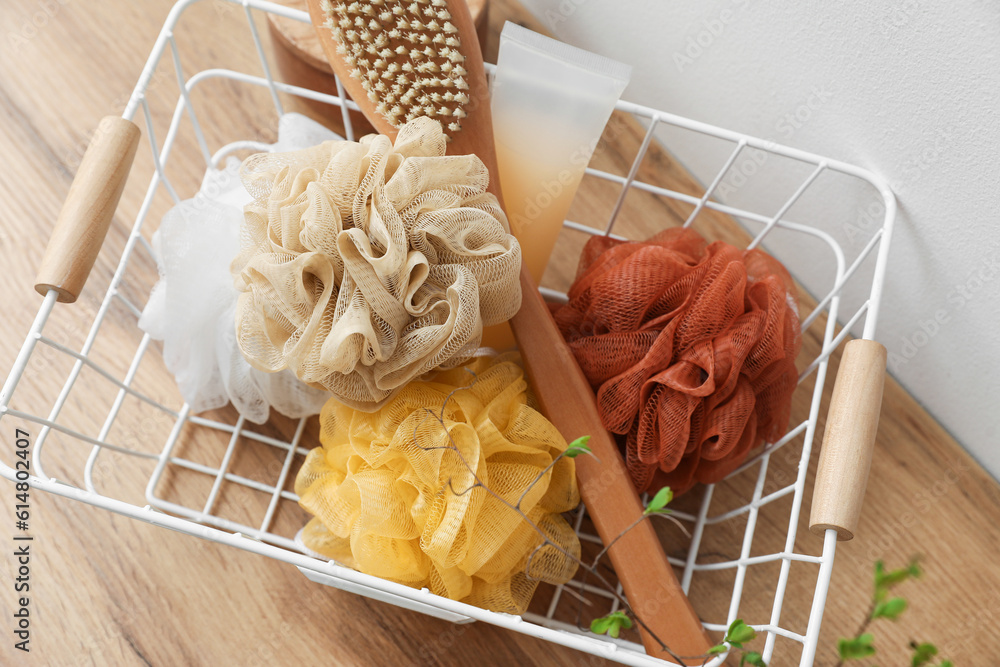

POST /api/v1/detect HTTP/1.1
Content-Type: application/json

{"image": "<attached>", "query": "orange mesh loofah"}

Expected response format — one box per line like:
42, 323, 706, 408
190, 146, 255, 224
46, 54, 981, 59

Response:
295, 352, 581, 614
553, 227, 801, 495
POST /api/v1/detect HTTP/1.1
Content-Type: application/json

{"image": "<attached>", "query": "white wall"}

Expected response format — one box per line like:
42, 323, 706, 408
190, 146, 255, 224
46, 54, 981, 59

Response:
520, 0, 1000, 475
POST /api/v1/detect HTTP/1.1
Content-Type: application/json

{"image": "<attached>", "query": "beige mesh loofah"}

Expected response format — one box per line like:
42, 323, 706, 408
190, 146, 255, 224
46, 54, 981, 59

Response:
295, 352, 581, 614
232, 117, 522, 411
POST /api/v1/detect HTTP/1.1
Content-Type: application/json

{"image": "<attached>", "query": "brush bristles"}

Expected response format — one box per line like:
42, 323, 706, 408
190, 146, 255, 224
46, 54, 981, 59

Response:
322, 0, 470, 137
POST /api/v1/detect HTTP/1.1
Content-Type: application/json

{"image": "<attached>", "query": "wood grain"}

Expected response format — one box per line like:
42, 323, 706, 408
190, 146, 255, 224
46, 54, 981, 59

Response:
1, 1, 998, 666
810, 340, 887, 541
34, 116, 139, 303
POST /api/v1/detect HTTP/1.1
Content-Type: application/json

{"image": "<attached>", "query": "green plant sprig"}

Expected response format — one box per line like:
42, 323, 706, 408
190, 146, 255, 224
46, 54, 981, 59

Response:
589, 615, 769, 666
702, 619, 767, 666
836, 556, 952, 667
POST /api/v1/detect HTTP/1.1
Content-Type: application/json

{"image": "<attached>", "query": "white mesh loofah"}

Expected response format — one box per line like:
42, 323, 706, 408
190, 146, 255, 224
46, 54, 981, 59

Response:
139, 113, 337, 423
231, 117, 522, 412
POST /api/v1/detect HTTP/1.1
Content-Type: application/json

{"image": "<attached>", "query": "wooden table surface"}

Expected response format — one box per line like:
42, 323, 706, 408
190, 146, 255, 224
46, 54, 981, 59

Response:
2, 1, 999, 666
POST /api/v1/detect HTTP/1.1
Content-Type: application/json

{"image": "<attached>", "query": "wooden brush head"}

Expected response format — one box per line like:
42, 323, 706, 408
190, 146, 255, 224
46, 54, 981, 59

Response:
306, 0, 499, 185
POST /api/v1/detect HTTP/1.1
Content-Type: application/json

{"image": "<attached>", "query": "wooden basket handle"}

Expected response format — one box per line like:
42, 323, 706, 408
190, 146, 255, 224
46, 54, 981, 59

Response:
809, 339, 887, 540
35, 116, 140, 303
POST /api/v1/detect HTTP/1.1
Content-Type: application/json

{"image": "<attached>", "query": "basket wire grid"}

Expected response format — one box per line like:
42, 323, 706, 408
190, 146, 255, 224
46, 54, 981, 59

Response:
0, 1, 896, 665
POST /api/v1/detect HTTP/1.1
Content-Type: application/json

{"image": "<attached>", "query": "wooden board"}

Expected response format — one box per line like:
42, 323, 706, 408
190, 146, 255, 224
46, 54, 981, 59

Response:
0, 1, 997, 665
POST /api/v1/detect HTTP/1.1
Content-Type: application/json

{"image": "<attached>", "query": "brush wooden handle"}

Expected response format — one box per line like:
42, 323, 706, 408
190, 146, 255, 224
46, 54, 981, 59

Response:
514, 269, 710, 656
35, 116, 140, 303
810, 339, 887, 540
305, 0, 499, 200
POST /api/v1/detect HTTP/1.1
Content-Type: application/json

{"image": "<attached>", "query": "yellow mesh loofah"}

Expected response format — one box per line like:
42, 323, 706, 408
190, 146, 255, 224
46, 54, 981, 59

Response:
232, 117, 522, 411
295, 352, 581, 614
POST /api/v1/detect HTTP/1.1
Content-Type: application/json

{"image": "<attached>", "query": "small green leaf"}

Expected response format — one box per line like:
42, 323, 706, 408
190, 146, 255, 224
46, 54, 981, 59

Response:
838, 633, 876, 660
644, 486, 673, 515
871, 596, 908, 621
884, 565, 919, 586
590, 611, 631, 639
590, 616, 612, 635
725, 619, 757, 645
707, 644, 728, 655
740, 651, 767, 667
875, 557, 922, 591
565, 435, 592, 458
939, 660, 953, 667
909, 641, 937, 667
609, 612, 632, 638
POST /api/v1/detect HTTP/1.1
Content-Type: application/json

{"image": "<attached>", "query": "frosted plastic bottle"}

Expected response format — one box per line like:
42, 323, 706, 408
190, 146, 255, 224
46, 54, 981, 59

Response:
491, 22, 632, 285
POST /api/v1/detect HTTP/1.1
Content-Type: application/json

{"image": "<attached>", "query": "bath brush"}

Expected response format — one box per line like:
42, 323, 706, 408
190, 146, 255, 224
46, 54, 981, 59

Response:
303, 0, 711, 656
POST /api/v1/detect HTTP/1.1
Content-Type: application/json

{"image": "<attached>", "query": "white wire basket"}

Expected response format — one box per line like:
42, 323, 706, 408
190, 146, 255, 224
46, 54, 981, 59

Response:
0, 1, 896, 665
